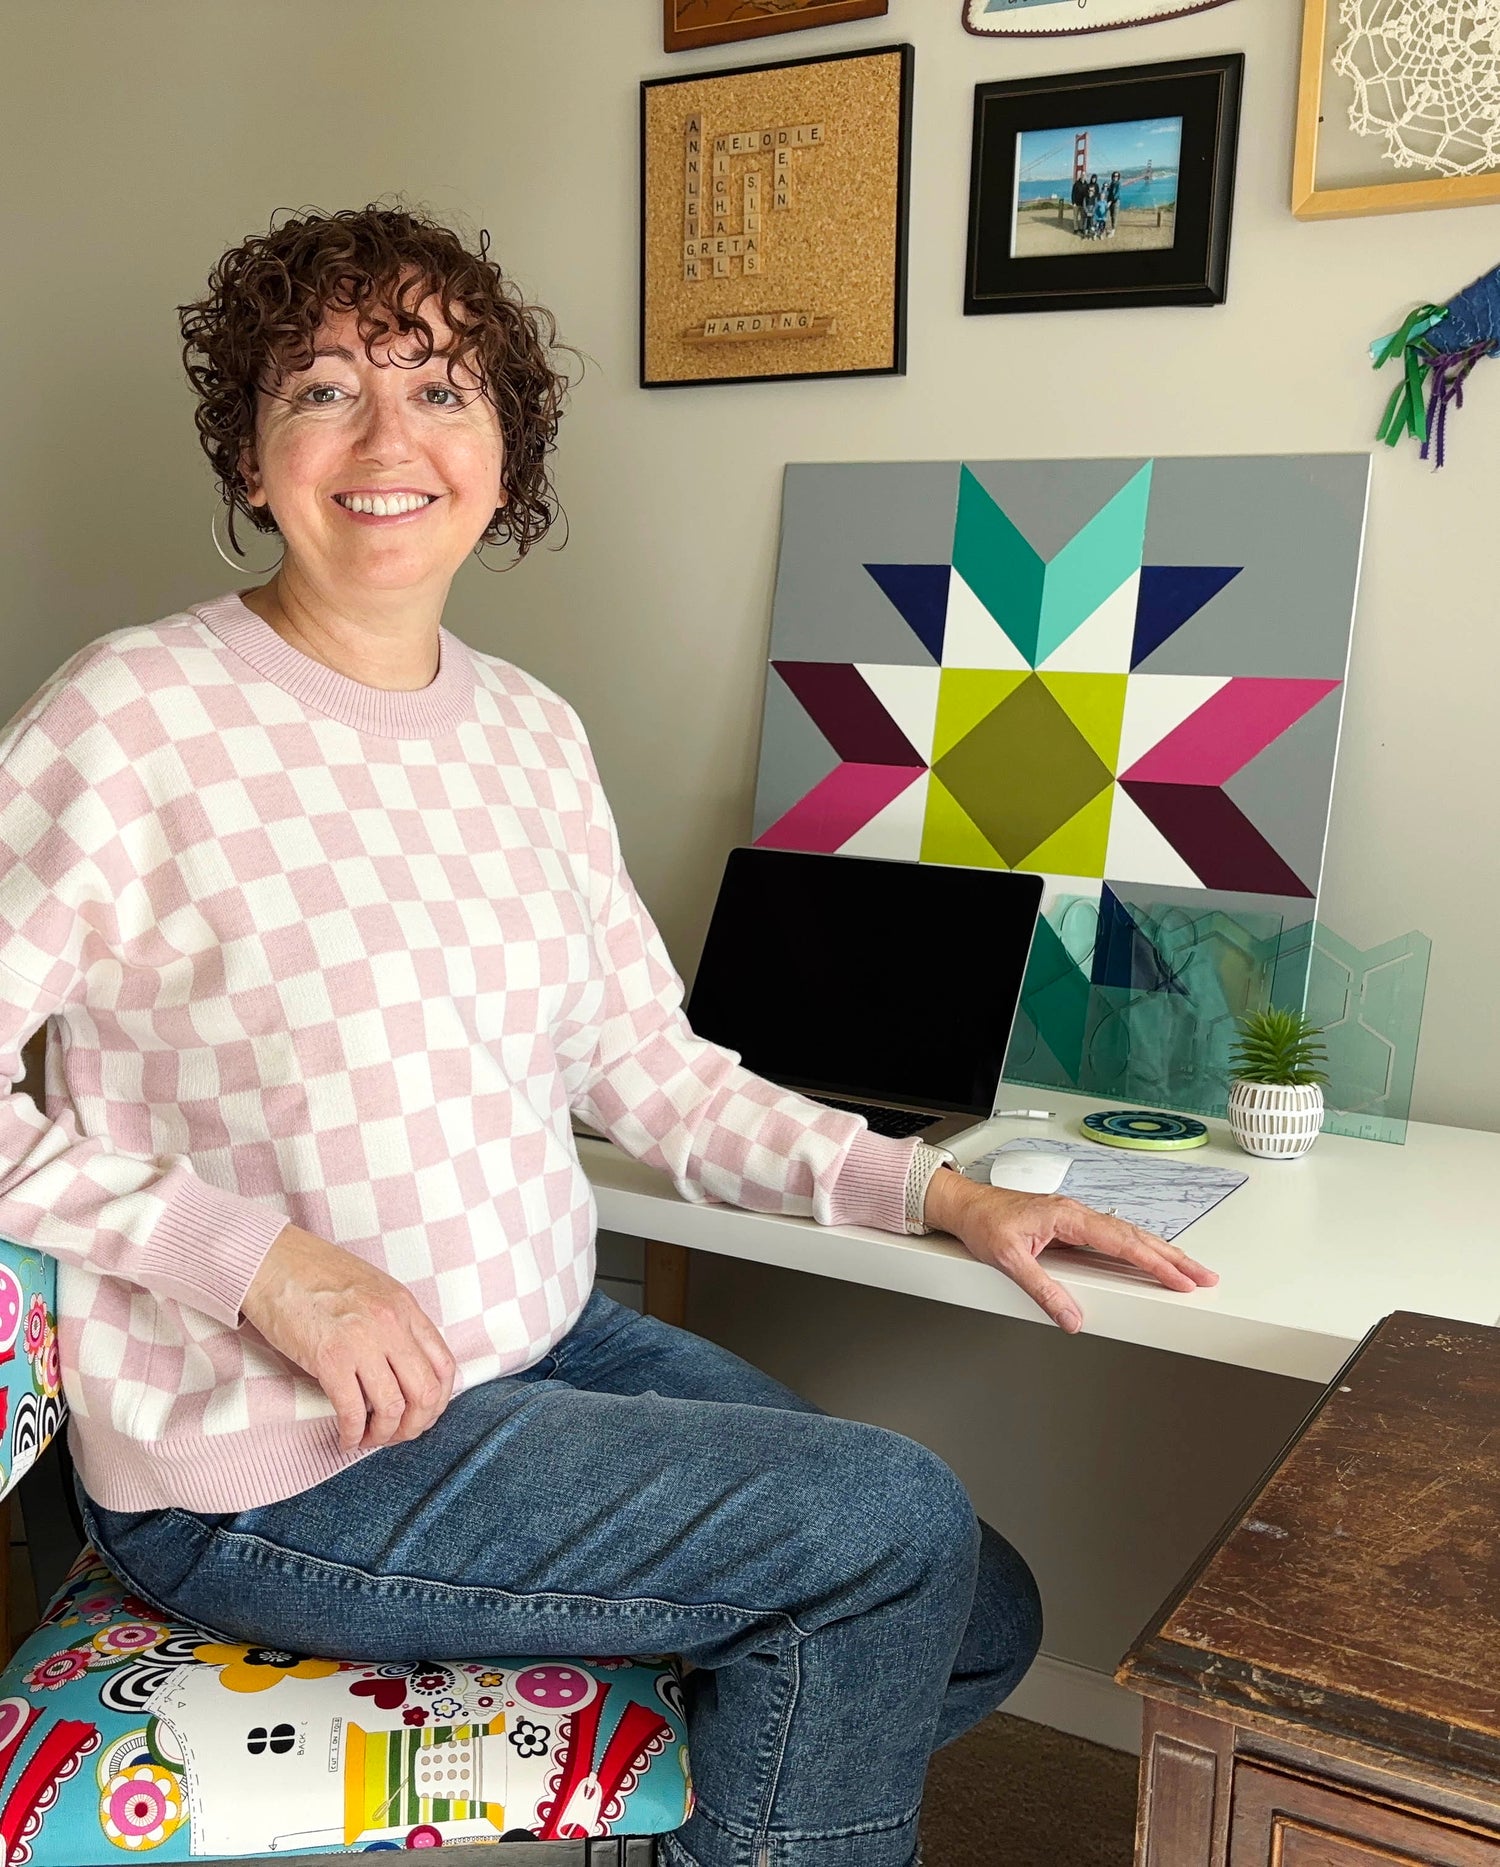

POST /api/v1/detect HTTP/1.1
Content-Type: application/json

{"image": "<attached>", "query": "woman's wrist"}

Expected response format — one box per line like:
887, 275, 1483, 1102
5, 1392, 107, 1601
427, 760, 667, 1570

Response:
921, 1157, 983, 1236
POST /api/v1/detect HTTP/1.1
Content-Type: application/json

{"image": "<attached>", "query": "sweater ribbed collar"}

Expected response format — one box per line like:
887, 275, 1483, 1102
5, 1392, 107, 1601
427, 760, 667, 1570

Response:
195, 591, 478, 740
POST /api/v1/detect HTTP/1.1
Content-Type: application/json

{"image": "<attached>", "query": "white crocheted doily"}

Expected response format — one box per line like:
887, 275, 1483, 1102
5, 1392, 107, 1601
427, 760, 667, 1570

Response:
1332, 0, 1500, 176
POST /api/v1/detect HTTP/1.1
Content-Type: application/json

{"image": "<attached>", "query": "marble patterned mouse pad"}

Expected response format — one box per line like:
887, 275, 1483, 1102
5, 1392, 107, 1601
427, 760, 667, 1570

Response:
963, 1137, 1246, 1240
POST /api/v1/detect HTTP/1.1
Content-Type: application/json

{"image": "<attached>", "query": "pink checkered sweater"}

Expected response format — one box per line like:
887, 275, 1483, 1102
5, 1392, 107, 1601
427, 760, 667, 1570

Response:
0, 593, 916, 1512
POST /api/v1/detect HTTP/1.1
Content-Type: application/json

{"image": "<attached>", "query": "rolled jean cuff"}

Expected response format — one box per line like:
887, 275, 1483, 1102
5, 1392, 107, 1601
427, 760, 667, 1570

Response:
662, 1797, 922, 1867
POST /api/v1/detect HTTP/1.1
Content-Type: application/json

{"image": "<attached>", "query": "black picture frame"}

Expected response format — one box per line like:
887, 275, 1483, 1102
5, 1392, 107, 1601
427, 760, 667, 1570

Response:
640, 43, 914, 390
964, 53, 1243, 316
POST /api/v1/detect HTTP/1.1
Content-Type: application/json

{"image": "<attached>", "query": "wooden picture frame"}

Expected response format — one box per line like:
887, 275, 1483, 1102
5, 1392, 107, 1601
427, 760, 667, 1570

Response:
640, 43, 913, 388
1293, 0, 1500, 219
665, 0, 888, 55
964, 54, 1242, 317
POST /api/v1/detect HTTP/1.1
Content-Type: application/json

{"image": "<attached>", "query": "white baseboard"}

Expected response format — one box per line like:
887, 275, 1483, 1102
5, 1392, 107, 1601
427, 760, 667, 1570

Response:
1001, 1651, 1143, 1756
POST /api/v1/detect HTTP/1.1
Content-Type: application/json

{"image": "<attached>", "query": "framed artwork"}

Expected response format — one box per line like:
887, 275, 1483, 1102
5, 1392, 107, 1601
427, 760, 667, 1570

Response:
962, 0, 1234, 36
964, 54, 1242, 316
749, 453, 1370, 1114
640, 43, 913, 388
666, 0, 888, 55
1293, 0, 1500, 219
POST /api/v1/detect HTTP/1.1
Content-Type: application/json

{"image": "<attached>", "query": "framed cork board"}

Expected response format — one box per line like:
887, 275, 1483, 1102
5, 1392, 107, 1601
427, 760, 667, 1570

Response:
666, 0, 889, 54
640, 42, 913, 388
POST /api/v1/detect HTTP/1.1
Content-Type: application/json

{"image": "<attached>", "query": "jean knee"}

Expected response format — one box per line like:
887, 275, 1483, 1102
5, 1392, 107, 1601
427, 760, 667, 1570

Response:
848, 1427, 981, 1584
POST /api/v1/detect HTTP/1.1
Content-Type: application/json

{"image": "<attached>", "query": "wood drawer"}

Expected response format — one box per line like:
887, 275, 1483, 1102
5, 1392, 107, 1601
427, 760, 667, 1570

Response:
1230, 1763, 1500, 1866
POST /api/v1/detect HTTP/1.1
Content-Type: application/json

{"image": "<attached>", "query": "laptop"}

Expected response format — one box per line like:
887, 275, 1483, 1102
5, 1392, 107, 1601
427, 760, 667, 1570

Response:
683, 847, 1044, 1146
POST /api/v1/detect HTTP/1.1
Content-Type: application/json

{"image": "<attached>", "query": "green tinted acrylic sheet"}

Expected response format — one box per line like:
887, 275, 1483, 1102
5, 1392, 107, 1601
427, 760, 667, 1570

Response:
1001, 903, 1430, 1145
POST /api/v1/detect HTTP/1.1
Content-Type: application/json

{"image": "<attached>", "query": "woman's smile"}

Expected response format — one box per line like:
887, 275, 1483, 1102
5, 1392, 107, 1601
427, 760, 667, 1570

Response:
330, 487, 444, 521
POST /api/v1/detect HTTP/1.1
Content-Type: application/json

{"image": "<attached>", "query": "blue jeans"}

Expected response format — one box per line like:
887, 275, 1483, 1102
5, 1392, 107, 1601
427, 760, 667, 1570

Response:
76, 1289, 1042, 1867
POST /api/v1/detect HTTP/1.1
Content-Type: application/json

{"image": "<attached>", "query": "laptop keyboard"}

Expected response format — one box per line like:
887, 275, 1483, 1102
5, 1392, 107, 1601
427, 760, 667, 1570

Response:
810, 1096, 941, 1137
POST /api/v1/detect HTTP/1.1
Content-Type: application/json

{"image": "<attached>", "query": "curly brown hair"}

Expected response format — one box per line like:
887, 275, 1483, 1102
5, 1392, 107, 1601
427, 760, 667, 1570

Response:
179, 201, 575, 561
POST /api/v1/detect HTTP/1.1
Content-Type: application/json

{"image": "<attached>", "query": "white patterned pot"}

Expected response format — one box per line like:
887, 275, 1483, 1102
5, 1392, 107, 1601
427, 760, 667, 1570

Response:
1227, 1080, 1325, 1158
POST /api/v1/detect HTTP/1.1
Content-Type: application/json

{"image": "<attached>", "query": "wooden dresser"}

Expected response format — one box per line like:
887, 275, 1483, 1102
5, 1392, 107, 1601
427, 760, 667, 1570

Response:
1117, 1310, 1500, 1866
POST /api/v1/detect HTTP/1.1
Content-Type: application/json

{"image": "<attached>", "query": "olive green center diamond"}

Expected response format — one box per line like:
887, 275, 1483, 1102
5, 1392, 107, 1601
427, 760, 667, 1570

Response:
932, 675, 1113, 868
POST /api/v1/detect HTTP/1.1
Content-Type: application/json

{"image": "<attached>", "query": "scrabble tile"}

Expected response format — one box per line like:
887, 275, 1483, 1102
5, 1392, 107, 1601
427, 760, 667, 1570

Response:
685, 258, 702, 281
743, 251, 761, 275
712, 255, 730, 278
774, 190, 790, 211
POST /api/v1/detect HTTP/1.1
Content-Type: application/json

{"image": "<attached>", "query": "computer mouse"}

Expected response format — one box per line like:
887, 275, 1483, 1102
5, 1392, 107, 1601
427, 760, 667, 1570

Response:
988, 1153, 1073, 1196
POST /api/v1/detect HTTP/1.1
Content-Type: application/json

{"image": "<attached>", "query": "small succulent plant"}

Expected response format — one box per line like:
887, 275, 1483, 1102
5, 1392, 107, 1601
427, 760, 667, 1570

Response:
1229, 1007, 1329, 1088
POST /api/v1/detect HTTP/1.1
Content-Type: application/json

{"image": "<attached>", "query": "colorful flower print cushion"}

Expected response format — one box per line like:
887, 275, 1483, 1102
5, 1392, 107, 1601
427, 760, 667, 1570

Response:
0, 1247, 63, 1503
0, 1551, 692, 1861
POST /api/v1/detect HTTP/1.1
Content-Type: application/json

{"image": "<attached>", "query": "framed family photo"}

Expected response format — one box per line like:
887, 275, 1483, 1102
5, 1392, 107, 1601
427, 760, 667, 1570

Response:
964, 54, 1243, 315
665, 0, 889, 55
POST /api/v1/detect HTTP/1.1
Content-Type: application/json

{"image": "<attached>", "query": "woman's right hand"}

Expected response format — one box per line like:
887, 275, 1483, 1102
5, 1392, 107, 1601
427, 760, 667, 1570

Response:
241, 1225, 458, 1453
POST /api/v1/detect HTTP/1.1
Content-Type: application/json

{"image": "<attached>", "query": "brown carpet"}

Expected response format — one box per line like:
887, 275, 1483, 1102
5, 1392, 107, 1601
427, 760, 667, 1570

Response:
920, 1712, 1139, 1866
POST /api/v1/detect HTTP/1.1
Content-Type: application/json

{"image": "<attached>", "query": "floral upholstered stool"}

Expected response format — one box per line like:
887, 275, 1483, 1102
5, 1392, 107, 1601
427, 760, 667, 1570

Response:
0, 1244, 690, 1865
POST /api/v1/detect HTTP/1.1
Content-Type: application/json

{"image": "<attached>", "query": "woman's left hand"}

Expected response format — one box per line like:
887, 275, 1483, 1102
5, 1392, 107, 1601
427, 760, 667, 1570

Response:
921, 1166, 1218, 1335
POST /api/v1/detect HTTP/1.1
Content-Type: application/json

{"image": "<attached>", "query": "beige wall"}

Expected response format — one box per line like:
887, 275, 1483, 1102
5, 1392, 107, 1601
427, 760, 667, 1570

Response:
5, 0, 1498, 1688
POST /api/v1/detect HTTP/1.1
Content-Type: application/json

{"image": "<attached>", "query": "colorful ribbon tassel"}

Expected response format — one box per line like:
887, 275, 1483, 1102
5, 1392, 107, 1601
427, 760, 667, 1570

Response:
1371, 261, 1500, 467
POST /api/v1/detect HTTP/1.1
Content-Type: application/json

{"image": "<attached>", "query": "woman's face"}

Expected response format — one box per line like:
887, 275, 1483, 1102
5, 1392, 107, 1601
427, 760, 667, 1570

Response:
240, 297, 506, 599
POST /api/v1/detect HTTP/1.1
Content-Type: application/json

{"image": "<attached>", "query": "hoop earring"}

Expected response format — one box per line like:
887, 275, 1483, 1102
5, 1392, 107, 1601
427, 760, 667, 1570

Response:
210, 504, 283, 576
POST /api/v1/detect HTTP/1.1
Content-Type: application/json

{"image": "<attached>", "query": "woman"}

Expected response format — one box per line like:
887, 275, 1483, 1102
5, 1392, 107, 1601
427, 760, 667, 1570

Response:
0, 205, 1214, 1867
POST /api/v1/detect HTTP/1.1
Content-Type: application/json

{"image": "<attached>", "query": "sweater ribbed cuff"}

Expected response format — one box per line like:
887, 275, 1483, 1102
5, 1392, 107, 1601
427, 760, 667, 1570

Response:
133, 1171, 292, 1327
826, 1129, 921, 1234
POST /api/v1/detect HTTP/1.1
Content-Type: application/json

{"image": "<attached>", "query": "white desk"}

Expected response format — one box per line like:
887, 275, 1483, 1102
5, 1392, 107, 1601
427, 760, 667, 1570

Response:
580, 1090, 1500, 1384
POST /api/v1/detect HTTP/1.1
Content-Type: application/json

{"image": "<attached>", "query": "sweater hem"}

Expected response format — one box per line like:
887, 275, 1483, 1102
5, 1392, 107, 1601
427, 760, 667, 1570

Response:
68, 1412, 374, 1515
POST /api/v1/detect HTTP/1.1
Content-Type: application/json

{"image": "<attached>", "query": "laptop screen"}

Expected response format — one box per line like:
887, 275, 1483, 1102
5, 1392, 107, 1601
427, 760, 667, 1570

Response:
686, 848, 1044, 1117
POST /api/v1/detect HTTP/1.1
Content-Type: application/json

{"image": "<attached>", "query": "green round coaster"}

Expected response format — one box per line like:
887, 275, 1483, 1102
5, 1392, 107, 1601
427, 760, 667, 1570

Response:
1080, 1109, 1210, 1151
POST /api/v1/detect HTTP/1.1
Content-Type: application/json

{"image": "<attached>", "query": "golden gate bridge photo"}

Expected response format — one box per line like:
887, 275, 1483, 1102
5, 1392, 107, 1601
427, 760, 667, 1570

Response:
1012, 116, 1182, 260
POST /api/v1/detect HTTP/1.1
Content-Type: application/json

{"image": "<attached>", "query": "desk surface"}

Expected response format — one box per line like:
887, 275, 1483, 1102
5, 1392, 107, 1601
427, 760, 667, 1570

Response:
579, 1091, 1500, 1385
